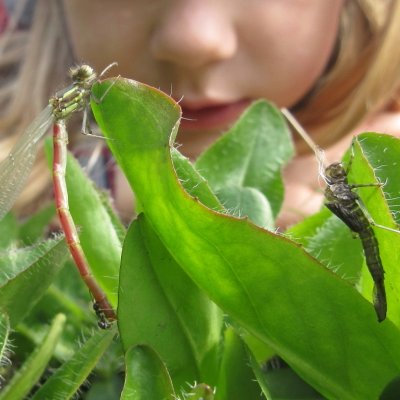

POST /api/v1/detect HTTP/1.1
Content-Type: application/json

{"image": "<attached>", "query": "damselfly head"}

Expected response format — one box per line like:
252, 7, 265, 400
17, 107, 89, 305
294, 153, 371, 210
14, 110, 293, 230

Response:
324, 162, 347, 184
69, 64, 97, 85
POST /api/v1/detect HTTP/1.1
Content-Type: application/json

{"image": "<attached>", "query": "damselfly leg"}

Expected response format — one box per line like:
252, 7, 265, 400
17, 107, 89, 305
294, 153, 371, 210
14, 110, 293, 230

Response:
93, 301, 112, 330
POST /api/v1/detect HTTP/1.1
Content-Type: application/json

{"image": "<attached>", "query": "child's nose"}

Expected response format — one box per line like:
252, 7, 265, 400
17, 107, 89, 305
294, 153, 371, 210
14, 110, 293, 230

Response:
150, 1, 237, 68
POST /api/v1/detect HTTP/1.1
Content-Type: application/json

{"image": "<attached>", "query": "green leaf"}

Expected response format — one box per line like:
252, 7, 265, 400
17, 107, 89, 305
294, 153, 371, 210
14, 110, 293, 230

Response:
121, 345, 176, 400
356, 133, 400, 226
239, 328, 275, 364
118, 216, 222, 390
286, 208, 331, 245
0, 311, 10, 369
303, 216, 364, 282
85, 375, 124, 400
171, 148, 222, 212
0, 237, 67, 326
31, 326, 116, 400
214, 327, 263, 400
347, 134, 400, 327
92, 79, 400, 400
215, 186, 274, 229
66, 151, 122, 307
0, 313, 66, 400
18, 204, 56, 245
196, 100, 294, 218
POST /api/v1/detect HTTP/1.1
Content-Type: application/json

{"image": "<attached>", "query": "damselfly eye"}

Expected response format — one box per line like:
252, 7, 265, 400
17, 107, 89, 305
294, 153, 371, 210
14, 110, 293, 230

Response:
325, 162, 346, 181
70, 65, 96, 84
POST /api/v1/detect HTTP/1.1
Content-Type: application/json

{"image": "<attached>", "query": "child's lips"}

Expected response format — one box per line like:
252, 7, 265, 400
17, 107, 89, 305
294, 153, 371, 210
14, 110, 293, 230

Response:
179, 99, 251, 131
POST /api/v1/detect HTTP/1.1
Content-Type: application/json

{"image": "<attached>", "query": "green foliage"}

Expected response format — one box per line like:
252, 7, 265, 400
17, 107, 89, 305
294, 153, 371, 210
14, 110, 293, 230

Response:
196, 100, 293, 224
1, 76, 400, 399
0, 314, 66, 400
118, 216, 222, 390
91, 78, 400, 399
0, 235, 67, 326
31, 327, 116, 400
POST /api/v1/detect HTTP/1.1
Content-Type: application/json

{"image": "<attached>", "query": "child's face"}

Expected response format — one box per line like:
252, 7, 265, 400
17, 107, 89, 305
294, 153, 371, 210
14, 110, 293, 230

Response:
64, 0, 344, 155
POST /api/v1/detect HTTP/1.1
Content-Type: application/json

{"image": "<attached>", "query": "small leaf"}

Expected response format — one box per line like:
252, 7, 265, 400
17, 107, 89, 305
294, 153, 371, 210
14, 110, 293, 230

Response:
121, 345, 175, 400
0, 237, 67, 326
216, 186, 274, 229
171, 148, 222, 212
214, 328, 263, 400
0, 311, 10, 373
31, 326, 116, 400
196, 100, 294, 217
18, 204, 55, 245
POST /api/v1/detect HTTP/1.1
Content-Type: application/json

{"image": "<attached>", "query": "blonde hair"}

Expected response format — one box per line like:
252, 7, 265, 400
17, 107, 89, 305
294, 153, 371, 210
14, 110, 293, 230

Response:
0, 0, 72, 216
1, 0, 400, 216
296, 0, 400, 150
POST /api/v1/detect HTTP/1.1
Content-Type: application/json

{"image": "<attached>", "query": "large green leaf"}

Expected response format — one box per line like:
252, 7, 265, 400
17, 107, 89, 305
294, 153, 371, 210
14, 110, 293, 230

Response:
92, 79, 400, 400
0, 237, 67, 326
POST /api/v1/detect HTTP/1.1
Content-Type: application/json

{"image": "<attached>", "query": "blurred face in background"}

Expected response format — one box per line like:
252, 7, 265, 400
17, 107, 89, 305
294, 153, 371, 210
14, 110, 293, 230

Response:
63, 0, 344, 156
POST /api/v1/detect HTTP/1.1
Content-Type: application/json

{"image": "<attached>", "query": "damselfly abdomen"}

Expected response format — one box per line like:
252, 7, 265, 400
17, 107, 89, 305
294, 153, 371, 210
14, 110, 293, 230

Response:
324, 162, 386, 322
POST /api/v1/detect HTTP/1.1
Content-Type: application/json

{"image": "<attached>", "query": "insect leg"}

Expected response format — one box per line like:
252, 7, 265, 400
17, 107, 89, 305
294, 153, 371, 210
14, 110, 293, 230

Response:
356, 197, 400, 234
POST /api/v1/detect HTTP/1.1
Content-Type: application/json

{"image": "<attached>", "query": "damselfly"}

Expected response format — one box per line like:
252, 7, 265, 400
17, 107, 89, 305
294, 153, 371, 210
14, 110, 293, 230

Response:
282, 109, 400, 322
0, 63, 117, 327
